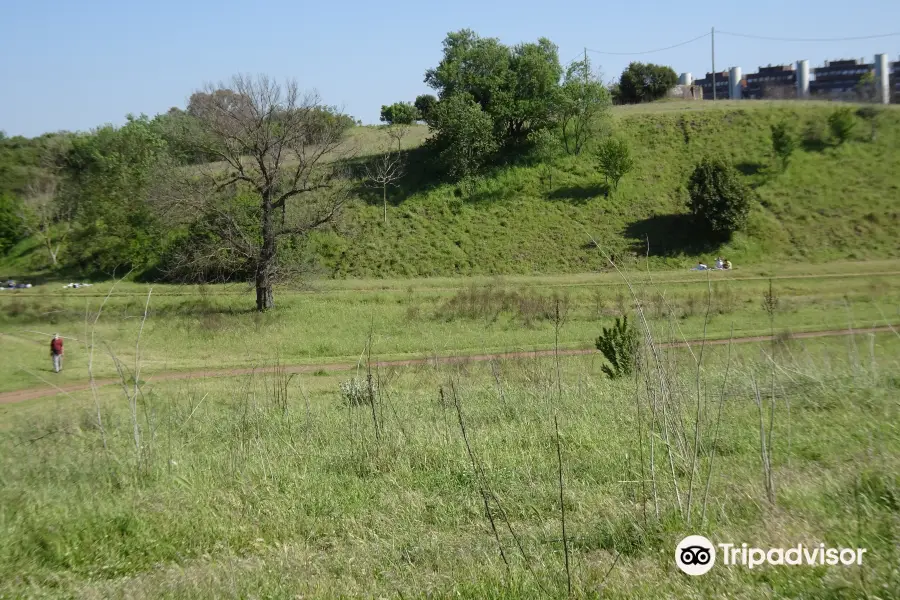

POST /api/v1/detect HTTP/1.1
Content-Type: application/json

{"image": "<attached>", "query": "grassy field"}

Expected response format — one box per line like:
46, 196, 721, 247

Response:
1, 322, 899, 597
1, 260, 899, 394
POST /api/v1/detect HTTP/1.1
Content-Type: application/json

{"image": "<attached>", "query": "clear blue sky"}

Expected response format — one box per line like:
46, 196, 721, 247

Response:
2, 0, 898, 137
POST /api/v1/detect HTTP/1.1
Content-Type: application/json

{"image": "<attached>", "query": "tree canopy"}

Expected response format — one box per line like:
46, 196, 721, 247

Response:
617, 62, 678, 104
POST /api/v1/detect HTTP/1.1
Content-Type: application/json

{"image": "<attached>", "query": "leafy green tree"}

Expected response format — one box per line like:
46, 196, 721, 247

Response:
855, 71, 876, 102
427, 93, 498, 179
595, 138, 634, 190
425, 30, 562, 143
505, 38, 563, 139
556, 57, 611, 155
617, 62, 678, 104
595, 316, 639, 378
770, 121, 796, 170
61, 115, 170, 273
414, 94, 438, 122
687, 158, 751, 237
380, 102, 419, 125
828, 108, 856, 144
0, 193, 23, 254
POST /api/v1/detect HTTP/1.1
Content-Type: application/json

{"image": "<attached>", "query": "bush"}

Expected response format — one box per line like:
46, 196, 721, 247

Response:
595, 316, 639, 379
828, 108, 856, 144
770, 121, 796, 170
617, 62, 678, 104
427, 94, 498, 179
595, 138, 634, 190
687, 158, 751, 237
414, 94, 438, 123
380, 102, 420, 125
339, 377, 377, 407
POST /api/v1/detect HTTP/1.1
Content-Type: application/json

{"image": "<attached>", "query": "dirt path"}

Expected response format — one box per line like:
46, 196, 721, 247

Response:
1, 325, 895, 405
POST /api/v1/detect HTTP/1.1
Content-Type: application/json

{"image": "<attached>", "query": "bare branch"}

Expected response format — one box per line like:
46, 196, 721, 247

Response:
165, 74, 355, 309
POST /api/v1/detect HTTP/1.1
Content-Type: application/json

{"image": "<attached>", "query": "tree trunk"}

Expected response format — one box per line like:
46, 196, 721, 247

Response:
256, 192, 276, 312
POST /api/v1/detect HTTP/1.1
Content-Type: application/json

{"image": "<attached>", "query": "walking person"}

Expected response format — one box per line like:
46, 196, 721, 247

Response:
50, 334, 64, 373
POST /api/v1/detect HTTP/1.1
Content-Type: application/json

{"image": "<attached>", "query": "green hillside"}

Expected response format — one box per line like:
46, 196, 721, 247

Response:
317, 101, 900, 278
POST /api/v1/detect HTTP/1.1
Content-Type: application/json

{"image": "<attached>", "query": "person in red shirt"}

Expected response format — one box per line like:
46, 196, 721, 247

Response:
50, 334, 64, 373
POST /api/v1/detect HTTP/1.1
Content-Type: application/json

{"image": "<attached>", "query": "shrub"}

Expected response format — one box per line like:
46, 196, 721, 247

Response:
414, 94, 437, 123
339, 377, 377, 406
770, 121, 796, 171
687, 158, 751, 237
595, 316, 640, 379
828, 108, 856, 144
617, 62, 678, 104
427, 93, 498, 179
595, 138, 634, 190
856, 105, 882, 142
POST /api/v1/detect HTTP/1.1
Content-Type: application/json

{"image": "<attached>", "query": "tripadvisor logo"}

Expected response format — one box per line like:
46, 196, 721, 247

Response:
675, 536, 867, 576
676, 535, 716, 576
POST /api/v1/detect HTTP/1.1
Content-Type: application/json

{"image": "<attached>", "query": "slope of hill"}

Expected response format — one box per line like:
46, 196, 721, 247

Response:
316, 101, 900, 278
2, 101, 899, 281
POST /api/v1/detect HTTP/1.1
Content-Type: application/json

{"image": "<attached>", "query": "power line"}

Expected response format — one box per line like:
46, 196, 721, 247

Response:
585, 32, 710, 56
716, 30, 900, 42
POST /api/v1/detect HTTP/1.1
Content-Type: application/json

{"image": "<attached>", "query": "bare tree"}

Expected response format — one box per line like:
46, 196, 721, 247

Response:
21, 174, 70, 267
364, 138, 405, 224
169, 74, 353, 311
386, 124, 410, 153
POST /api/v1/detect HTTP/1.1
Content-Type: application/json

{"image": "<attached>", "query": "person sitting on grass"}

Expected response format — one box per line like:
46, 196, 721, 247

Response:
50, 334, 64, 373
692, 262, 709, 271
715, 257, 724, 269
724, 258, 733, 270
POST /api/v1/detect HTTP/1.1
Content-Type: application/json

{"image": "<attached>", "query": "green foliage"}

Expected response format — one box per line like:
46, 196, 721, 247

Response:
856, 105, 882, 141
151, 108, 218, 165
617, 62, 678, 104
770, 121, 796, 170
828, 108, 857, 144
0, 193, 24, 254
380, 102, 420, 125
557, 58, 611, 155
424, 30, 562, 143
595, 316, 639, 378
414, 94, 438, 123
159, 191, 260, 283
427, 94, 498, 179
688, 157, 751, 237
527, 128, 559, 192
595, 138, 634, 190
856, 71, 876, 102
0, 132, 72, 199
61, 115, 170, 274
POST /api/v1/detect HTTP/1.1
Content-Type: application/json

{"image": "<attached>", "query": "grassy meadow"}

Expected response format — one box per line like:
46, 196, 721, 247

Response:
1, 259, 899, 394
1, 318, 899, 598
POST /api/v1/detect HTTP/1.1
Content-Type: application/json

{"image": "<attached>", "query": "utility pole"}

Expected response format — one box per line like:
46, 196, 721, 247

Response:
711, 27, 716, 101
584, 47, 589, 84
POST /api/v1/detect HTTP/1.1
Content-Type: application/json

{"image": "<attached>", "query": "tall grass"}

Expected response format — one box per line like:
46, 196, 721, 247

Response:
2, 279, 900, 597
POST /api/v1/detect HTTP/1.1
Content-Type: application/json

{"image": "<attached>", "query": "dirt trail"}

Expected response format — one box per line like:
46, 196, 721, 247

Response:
1, 325, 895, 405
